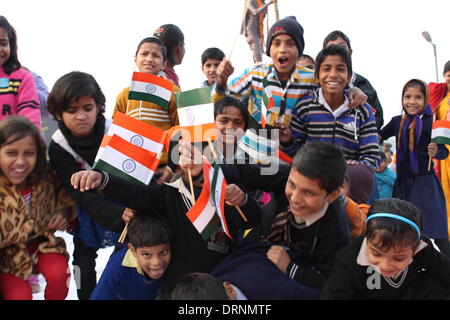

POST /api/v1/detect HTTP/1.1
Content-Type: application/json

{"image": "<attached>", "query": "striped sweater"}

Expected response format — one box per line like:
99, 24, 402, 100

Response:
0, 67, 41, 128
212, 62, 317, 127
113, 85, 180, 165
288, 89, 380, 169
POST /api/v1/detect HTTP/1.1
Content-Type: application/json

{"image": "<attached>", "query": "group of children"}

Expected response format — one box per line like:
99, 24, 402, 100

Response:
1, 12, 450, 300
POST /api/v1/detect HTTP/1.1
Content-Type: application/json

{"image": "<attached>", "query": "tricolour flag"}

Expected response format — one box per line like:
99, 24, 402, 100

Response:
94, 134, 159, 185
176, 86, 216, 143
261, 85, 276, 129
128, 72, 174, 109
94, 112, 167, 165
431, 120, 450, 145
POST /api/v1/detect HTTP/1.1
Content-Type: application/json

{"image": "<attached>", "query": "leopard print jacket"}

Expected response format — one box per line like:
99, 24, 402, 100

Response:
0, 172, 76, 280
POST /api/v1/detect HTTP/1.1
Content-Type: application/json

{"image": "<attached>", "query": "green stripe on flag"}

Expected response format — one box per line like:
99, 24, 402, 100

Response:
128, 91, 169, 109
94, 159, 145, 185
432, 136, 450, 145
175, 86, 212, 108
200, 215, 221, 241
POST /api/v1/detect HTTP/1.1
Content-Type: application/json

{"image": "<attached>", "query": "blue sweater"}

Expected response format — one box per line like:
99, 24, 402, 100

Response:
90, 246, 161, 300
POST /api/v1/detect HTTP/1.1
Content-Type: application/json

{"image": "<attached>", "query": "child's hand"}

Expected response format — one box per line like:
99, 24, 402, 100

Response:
47, 212, 70, 231
346, 159, 360, 166
267, 245, 291, 274
122, 208, 135, 224
428, 142, 438, 158
216, 59, 234, 88
225, 184, 246, 207
71, 170, 102, 192
348, 87, 368, 109
154, 166, 173, 185
274, 120, 292, 144
179, 141, 203, 177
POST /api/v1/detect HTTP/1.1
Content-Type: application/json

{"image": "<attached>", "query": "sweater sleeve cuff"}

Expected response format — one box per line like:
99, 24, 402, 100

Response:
98, 171, 109, 190
287, 262, 300, 279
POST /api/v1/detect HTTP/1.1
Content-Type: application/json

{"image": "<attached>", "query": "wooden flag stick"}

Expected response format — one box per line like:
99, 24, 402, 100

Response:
207, 138, 248, 222
273, 0, 280, 21
118, 223, 128, 243
188, 168, 196, 205
428, 156, 432, 171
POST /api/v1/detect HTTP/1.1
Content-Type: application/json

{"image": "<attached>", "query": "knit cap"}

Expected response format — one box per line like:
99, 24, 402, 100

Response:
265, 16, 304, 57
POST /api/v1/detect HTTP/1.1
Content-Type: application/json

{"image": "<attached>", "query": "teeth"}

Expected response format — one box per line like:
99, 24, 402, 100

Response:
14, 169, 25, 173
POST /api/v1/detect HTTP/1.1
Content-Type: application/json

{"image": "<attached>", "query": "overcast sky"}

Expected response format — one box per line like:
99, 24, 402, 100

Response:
3, 0, 450, 125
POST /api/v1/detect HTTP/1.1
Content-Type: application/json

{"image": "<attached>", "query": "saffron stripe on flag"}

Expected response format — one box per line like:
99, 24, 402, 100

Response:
432, 120, 450, 130
176, 123, 217, 143
132, 72, 174, 92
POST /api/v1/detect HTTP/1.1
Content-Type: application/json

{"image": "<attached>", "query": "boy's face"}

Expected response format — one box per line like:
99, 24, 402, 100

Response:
285, 168, 339, 222
376, 160, 386, 173
130, 243, 171, 280
325, 36, 352, 55
270, 34, 299, 81
318, 55, 351, 97
135, 42, 166, 75
367, 236, 413, 278
59, 96, 98, 138
215, 106, 246, 145
202, 58, 222, 86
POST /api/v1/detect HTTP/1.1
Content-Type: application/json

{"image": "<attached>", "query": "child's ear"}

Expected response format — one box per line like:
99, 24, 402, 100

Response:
223, 281, 236, 300
128, 243, 137, 257
326, 189, 341, 204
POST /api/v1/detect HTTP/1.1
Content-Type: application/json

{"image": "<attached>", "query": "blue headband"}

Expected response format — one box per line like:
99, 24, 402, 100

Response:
366, 213, 421, 239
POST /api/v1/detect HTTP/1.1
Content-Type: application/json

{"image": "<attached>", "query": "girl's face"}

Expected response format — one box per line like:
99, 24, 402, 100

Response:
60, 96, 98, 138
444, 71, 450, 92
403, 86, 425, 116
0, 27, 11, 67
215, 106, 246, 145
0, 134, 37, 190
367, 237, 414, 278
135, 42, 166, 75
318, 55, 350, 96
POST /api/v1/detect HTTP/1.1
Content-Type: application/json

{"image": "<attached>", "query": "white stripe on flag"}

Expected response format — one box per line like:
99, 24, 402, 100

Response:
192, 201, 216, 233
100, 147, 155, 184
178, 103, 214, 126
130, 80, 172, 101
210, 166, 230, 238
432, 127, 450, 139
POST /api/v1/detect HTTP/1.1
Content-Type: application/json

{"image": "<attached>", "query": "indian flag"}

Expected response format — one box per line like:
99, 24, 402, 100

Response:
431, 120, 450, 145
176, 86, 216, 143
94, 134, 159, 185
185, 157, 217, 240
261, 86, 276, 129
94, 112, 167, 165
207, 159, 232, 239
128, 72, 174, 109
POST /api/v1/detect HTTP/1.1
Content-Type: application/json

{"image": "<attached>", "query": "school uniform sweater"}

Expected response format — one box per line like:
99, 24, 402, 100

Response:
287, 88, 380, 169
97, 170, 263, 287
90, 246, 161, 300
321, 235, 450, 299
212, 62, 317, 127
0, 66, 41, 128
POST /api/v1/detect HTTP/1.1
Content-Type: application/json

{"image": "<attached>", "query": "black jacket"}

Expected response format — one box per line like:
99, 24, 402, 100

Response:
354, 73, 384, 131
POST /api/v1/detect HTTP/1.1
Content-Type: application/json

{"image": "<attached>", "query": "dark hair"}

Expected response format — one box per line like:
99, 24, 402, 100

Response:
135, 37, 167, 61
292, 141, 346, 194
300, 54, 315, 63
170, 273, 228, 300
443, 60, 450, 75
315, 45, 353, 80
380, 151, 387, 162
47, 71, 106, 119
367, 198, 423, 250
154, 24, 184, 64
0, 16, 20, 74
128, 212, 172, 248
323, 30, 351, 49
201, 47, 225, 65
0, 116, 48, 184
214, 96, 249, 130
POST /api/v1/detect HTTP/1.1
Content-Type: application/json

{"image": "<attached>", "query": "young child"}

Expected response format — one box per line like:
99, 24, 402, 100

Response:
153, 24, 185, 88
322, 198, 450, 299
47, 71, 127, 300
285, 44, 380, 171
298, 54, 315, 70
70, 149, 262, 290
90, 213, 171, 300
431, 60, 450, 239
375, 152, 396, 198
214, 16, 367, 131
0, 116, 75, 300
113, 36, 179, 169
380, 79, 450, 257
323, 30, 384, 131
200, 47, 225, 87
0, 16, 40, 128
